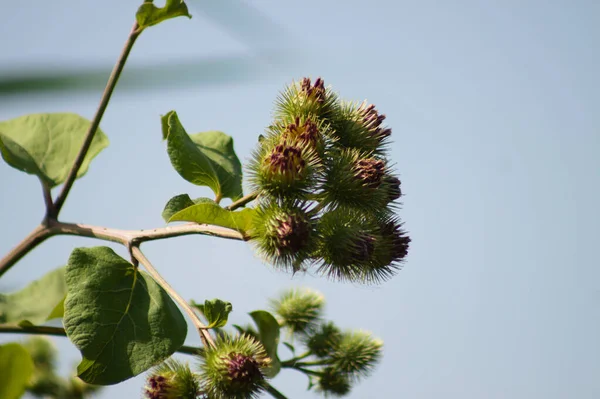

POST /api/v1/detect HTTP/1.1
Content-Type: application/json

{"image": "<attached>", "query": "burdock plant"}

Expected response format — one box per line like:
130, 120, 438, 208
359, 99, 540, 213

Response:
0, 1, 410, 398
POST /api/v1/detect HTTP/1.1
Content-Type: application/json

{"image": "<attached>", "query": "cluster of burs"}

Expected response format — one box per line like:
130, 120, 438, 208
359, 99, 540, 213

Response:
249, 78, 410, 283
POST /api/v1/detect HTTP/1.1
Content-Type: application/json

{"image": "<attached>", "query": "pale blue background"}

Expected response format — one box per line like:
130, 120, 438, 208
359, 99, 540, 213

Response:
1, 1, 599, 398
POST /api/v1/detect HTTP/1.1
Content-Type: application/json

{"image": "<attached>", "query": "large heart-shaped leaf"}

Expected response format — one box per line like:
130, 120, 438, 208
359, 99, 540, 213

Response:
161, 111, 243, 201
0, 113, 108, 187
0, 267, 66, 326
64, 247, 187, 385
249, 310, 281, 377
0, 343, 34, 399
169, 202, 255, 235
136, 0, 191, 28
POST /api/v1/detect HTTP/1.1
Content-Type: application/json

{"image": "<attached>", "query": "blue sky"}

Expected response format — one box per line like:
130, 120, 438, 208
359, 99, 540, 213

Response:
1, 1, 599, 398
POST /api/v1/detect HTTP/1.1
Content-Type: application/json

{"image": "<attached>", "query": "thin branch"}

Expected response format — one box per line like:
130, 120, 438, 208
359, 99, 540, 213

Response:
280, 351, 312, 367
0, 225, 54, 278
265, 383, 289, 399
48, 220, 245, 244
130, 246, 216, 349
225, 191, 259, 211
0, 324, 203, 357
51, 22, 141, 217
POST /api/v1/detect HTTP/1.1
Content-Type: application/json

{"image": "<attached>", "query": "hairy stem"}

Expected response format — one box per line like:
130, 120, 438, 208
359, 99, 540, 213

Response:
131, 246, 216, 349
0, 324, 203, 356
0, 225, 54, 278
51, 21, 141, 217
225, 191, 259, 211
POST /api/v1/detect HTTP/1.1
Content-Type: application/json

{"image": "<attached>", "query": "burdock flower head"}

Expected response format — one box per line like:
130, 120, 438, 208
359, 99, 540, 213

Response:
280, 116, 324, 154
379, 219, 411, 264
315, 209, 400, 283
251, 201, 315, 271
248, 134, 322, 200
321, 149, 391, 213
357, 101, 392, 144
275, 77, 338, 120
199, 334, 271, 399
354, 158, 386, 189
316, 367, 351, 397
329, 331, 383, 379
270, 288, 325, 335
329, 101, 391, 154
144, 359, 202, 399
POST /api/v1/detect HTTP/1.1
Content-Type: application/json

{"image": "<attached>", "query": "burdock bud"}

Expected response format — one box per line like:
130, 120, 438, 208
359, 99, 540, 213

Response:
300, 77, 326, 104
265, 144, 306, 184
322, 149, 391, 213
316, 367, 351, 397
304, 321, 342, 358
381, 220, 411, 262
199, 335, 270, 399
144, 359, 202, 399
383, 175, 402, 201
270, 288, 325, 335
330, 331, 383, 379
329, 101, 391, 154
358, 101, 392, 143
251, 202, 315, 270
281, 117, 322, 152
275, 77, 337, 120
354, 158, 386, 189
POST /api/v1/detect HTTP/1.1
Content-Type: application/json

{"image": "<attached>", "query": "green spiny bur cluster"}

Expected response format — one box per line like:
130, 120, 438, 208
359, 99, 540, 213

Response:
272, 288, 383, 397
249, 77, 411, 283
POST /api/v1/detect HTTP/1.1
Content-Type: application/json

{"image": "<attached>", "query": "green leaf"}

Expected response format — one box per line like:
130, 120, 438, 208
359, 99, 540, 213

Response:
136, 0, 191, 28
249, 310, 281, 377
189, 130, 243, 201
161, 194, 215, 222
161, 111, 243, 201
0, 267, 67, 325
169, 202, 255, 235
0, 343, 35, 399
0, 113, 109, 187
190, 299, 232, 329
63, 247, 187, 385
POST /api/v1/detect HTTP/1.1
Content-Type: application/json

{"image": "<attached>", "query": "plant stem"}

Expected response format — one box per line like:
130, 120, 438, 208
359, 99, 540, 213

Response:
225, 191, 259, 211
51, 21, 141, 218
49, 220, 246, 243
265, 383, 288, 399
0, 219, 245, 279
280, 351, 312, 367
130, 246, 216, 349
40, 179, 54, 217
286, 359, 330, 367
0, 324, 203, 356
0, 225, 54, 278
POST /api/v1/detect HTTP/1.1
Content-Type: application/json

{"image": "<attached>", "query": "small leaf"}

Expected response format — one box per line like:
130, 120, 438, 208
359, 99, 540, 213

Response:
0, 267, 67, 325
189, 130, 243, 201
161, 111, 243, 201
249, 310, 281, 377
191, 299, 232, 329
161, 194, 214, 222
169, 202, 255, 234
63, 247, 187, 385
0, 113, 109, 187
0, 343, 35, 399
136, 0, 191, 28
